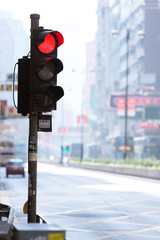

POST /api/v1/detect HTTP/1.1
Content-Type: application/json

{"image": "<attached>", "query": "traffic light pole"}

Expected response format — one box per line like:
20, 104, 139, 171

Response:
28, 14, 40, 223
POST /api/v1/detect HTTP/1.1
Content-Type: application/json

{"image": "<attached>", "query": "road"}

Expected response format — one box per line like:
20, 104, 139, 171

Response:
1, 162, 160, 239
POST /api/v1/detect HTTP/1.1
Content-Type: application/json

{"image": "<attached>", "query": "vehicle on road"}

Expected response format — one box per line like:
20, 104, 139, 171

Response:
106, 136, 134, 160
134, 136, 160, 159
0, 140, 16, 166
70, 143, 83, 159
6, 159, 25, 177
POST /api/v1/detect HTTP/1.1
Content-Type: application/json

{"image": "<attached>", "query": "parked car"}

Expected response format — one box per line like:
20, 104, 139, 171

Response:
6, 159, 25, 177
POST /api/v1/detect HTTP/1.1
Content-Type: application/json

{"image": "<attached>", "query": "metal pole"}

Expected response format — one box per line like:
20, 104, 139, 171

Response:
124, 29, 129, 160
80, 90, 84, 162
28, 13, 40, 223
80, 117, 84, 162
60, 99, 64, 164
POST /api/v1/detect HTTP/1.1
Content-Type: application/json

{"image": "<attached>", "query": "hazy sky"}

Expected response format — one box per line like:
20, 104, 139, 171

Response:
0, 0, 98, 119
0, 0, 97, 41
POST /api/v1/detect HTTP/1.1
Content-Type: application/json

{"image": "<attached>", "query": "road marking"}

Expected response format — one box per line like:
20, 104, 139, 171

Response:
90, 226, 160, 240
63, 209, 160, 228
42, 197, 150, 216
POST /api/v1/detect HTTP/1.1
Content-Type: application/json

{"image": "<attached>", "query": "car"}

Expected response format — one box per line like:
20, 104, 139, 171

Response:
6, 159, 25, 177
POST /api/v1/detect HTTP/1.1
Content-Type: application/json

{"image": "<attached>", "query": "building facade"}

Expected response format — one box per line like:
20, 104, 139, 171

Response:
94, 0, 160, 156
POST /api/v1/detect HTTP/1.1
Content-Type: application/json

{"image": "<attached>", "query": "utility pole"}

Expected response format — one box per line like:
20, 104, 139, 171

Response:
28, 13, 40, 223
124, 29, 130, 160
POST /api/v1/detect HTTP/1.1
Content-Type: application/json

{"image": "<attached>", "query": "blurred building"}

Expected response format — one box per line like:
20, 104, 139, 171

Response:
84, 41, 97, 117
89, 0, 160, 157
0, 11, 29, 82
109, 0, 160, 93
0, 10, 29, 112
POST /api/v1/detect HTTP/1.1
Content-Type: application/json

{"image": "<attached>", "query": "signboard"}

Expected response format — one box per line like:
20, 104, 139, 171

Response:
140, 121, 159, 130
117, 97, 135, 117
0, 84, 18, 91
58, 127, 68, 133
145, 107, 160, 120
0, 100, 7, 118
4, 106, 19, 118
110, 94, 160, 109
38, 115, 52, 132
77, 115, 88, 124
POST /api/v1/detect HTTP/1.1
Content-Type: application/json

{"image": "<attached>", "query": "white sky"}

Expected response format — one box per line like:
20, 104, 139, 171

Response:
0, 0, 98, 120
0, 0, 97, 41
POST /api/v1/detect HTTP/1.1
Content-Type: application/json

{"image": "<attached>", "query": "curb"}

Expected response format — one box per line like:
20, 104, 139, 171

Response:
68, 163, 160, 180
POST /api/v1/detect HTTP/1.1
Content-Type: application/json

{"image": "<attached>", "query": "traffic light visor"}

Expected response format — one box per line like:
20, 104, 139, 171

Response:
54, 31, 64, 47
34, 85, 64, 109
47, 85, 64, 102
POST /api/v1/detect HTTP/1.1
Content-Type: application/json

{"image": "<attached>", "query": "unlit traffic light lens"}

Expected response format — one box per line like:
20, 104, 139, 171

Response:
37, 61, 55, 81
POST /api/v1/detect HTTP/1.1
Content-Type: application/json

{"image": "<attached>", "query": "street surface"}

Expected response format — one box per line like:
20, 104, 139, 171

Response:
1, 162, 160, 239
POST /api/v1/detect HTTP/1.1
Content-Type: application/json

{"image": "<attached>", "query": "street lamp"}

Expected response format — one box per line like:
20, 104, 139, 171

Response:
112, 28, 130, 159
112, 28, 144, 159
124, 29, 130, 159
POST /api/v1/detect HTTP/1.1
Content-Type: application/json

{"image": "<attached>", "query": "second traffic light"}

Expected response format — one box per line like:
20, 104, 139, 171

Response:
31, 28, 64, 113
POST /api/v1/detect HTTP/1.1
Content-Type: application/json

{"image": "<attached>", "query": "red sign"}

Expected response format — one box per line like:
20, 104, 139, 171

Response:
140, 122, 159, 130
0, 100, 7, 117
77, 115, 88, 124
58, 127, 68, 133
117, 98, 135, 117
110, 94, 160, 109
117, 98, 135, 108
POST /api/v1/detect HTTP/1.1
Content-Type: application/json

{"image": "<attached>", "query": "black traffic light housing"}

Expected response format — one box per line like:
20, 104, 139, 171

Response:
17, 57, 30, 116
31, 28, 64, 113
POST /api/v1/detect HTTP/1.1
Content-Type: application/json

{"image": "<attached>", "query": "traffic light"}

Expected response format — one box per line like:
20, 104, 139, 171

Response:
17, 56, 30, 116
31, 28, 64, 113
65, 145, 69, 152
61, 146, 64, 152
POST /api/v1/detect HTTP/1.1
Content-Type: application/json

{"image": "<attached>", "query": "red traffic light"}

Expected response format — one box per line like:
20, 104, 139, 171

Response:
37, 31, 64, 54
38, 34, 56, 54
31, 28, 64, 112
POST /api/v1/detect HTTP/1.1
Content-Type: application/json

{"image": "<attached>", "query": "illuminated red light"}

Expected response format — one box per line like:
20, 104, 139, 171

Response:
38, 34, 56, 54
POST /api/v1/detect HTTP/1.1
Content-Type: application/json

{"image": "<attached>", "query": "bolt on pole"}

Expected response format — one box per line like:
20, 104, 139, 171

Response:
28, 13, 40, 223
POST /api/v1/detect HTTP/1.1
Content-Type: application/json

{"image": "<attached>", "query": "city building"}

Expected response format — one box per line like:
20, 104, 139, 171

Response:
0, 10, 29, 118
94, 0, 160, 157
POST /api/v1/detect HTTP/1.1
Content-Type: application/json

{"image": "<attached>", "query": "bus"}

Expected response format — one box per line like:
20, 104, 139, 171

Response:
84, 143, 102, 159
106, 136, 134, 160
134, 136, 160, 159
114, 136, 134, 160
70, 143, 83, 159
0, 140, 16, 165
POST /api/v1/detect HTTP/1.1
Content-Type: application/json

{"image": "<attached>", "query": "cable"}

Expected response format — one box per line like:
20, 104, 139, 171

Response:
27, 51, 31, 58
13, 62, 18, 109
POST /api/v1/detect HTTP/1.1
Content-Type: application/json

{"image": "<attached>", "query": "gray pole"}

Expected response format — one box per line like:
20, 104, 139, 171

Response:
80, 88, 84, 162
28, 14, 40, 223
124, 29, 129, 160
60, 99, 64, 163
